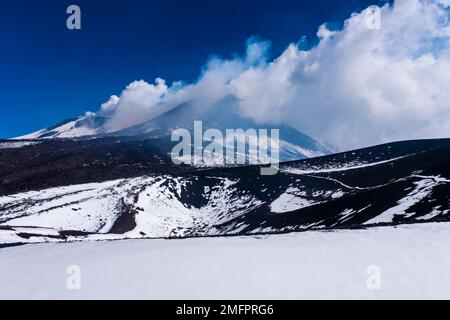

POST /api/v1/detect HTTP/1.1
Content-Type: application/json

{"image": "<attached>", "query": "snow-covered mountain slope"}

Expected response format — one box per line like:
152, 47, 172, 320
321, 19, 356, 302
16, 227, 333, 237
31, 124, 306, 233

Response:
1, 222, 450, 299
114, 95, 330, 162
13, 116, 108, 140
12, 95, 330, 162
1, 138, 449, 246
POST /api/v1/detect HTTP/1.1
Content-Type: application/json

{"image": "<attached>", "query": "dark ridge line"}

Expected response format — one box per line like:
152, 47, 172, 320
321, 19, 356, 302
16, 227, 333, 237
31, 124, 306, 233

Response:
2, 218, 449, 251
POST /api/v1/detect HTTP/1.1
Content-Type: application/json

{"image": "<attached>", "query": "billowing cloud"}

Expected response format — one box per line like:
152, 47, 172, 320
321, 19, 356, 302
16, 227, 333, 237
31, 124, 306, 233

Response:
95, 0, 450, 151
101, 79, 171, 131
100, 57, 250, 132
99, 95, 120, 116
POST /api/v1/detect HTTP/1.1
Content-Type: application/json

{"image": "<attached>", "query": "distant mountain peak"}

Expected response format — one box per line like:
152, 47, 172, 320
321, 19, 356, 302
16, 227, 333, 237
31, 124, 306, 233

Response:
12, 96, 331, 162
13, 115, 108, 140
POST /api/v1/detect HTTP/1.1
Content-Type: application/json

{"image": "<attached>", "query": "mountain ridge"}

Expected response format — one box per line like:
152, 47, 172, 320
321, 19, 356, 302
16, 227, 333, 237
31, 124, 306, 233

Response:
11, 95, 331, 162
1, 138, 449, 245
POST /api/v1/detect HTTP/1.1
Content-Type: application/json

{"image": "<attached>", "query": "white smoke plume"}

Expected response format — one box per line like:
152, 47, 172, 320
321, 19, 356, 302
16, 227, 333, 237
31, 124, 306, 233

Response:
96, 0, 450, 151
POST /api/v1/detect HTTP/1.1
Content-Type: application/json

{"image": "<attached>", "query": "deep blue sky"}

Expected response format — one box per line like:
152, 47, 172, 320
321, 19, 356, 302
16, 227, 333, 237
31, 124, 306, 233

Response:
0, 0, 385, 138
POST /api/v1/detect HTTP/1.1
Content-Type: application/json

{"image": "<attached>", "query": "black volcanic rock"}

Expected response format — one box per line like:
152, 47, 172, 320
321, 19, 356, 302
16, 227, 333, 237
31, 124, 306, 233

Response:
0, 138, 449, 244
